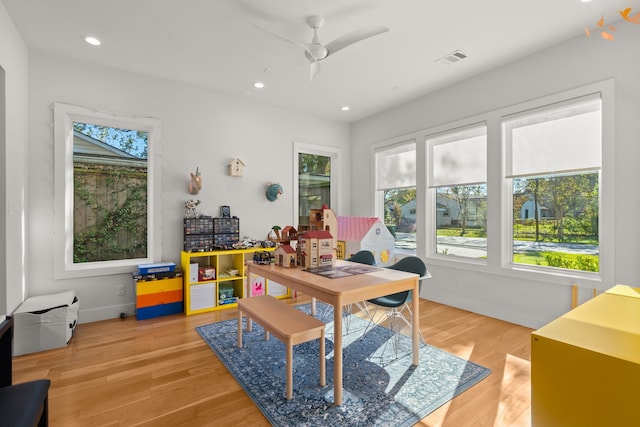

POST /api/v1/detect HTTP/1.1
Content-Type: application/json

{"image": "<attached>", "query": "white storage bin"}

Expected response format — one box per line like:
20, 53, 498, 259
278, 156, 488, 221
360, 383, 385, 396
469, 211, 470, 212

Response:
12, 290, 79, 356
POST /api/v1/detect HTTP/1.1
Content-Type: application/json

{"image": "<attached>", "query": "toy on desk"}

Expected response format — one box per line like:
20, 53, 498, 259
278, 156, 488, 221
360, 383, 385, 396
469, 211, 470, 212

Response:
281, 226, 298, 243
298, 230, 334, 268
253, 251, 274, 265
274, 244, 297, 268
271, 225, 282, 240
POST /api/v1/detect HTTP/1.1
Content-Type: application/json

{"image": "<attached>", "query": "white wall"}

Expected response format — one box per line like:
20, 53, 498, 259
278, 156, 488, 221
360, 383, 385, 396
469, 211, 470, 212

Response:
8, 4, 640, 328
27, 50, 351, 322
351, 24, 640, 329
0, 2, 29, 315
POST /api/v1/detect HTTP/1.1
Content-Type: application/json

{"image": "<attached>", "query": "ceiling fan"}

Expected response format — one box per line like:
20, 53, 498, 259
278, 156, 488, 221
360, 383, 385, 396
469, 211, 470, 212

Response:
253, 15, 389, 81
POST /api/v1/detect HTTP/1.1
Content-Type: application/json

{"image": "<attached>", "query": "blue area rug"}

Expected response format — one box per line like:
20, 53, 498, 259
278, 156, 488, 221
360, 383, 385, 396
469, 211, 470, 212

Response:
196, 302, 491, 426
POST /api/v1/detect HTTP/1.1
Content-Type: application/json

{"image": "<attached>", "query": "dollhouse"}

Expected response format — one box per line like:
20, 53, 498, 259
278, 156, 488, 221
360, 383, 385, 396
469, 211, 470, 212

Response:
298, 230, 334, 268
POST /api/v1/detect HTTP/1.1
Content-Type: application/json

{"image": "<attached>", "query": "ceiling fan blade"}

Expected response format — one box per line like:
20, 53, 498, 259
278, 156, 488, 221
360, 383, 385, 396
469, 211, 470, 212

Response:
309, 61, 321, 81
251, 21, 310, 52
304, 51, 321, 80
325, 26, 389, 56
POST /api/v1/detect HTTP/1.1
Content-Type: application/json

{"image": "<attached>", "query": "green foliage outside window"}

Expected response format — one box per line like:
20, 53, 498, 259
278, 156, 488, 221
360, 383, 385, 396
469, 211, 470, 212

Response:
73, 167, 147, 263
73, 122, 148, 263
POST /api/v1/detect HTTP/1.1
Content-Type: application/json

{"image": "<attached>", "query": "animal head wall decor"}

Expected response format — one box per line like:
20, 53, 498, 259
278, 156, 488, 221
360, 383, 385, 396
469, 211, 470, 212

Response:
266, 182, 283, 202
189, 167, 202, 195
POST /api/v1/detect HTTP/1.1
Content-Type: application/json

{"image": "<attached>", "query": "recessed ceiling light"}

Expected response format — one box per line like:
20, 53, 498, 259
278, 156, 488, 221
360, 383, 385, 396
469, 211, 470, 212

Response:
254, 82, 265, 89
85, 36, 101, 46
341, 106, 350, 111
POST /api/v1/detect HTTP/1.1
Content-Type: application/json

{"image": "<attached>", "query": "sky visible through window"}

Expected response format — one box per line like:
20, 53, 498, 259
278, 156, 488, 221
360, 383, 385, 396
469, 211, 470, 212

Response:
73, 122, 148, 159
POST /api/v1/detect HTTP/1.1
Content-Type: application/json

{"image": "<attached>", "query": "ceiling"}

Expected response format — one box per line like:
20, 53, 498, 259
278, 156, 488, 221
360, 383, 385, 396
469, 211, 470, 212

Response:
2, 0, 635, 122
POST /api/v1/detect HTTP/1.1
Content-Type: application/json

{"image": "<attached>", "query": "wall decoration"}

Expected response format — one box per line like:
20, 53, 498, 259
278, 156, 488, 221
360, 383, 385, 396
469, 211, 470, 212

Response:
585, 7, 640, 40
189, 167, 202, 194
266, 182, 283, 202
228, 158, 245, 177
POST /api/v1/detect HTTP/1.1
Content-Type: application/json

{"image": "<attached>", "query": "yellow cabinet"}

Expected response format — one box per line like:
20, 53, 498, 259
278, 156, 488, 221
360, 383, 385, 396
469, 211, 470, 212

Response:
180, 248, 288, 315
531, 285, 640, 427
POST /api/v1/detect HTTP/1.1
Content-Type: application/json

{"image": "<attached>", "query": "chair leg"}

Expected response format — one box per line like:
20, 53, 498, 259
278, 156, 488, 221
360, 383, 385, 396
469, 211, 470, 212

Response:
401, 303, 426, 344
360, 304, 426, 347
360, 305, 381, 339
319, 302, 362, 335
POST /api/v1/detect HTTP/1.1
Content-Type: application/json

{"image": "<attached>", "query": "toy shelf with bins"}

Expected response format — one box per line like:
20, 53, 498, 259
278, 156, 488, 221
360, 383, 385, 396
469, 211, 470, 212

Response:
180, 247, 286, 315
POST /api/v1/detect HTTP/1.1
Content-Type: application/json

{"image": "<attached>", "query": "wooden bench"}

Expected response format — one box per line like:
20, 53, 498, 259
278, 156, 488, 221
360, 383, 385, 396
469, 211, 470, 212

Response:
237, 295, 326, 400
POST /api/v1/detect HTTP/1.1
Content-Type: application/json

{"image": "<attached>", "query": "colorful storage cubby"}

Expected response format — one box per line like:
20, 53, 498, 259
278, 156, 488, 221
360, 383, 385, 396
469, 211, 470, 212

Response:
135, 277, 184, 320
180, 247, 287, 315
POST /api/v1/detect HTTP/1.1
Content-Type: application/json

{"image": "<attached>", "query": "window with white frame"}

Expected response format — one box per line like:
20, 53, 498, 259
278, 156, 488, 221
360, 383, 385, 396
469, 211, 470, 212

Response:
504, 94, 601, 273
427, 124, 487, 259
293, 142, 341, 229
374, 140, 416, 253
54, 103, 162, 278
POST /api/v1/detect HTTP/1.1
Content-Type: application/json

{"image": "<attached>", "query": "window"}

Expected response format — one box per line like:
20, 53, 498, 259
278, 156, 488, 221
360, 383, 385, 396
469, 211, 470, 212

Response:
293, 142, 341, 229
505, 94, 601, 273
428, 124, 487, 259
54, 103, 161, 278
374, 141, 416, 253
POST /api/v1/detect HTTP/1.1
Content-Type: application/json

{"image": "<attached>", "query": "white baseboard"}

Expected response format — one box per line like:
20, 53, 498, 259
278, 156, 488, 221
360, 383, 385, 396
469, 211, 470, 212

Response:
78, 302, 136, 324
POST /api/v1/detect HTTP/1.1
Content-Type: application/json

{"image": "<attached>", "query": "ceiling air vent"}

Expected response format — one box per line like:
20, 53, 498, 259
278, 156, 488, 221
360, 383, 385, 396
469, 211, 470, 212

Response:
436, 50, 468, 65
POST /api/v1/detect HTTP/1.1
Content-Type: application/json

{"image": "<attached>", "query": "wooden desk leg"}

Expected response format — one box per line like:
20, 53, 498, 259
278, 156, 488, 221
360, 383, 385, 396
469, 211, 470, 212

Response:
333, 299, 343, 405
319, 330, 326, 387
311, 298, 316, 316
286, 338, 293, 400
411, 278, 420, 366
237, 309, 243, 348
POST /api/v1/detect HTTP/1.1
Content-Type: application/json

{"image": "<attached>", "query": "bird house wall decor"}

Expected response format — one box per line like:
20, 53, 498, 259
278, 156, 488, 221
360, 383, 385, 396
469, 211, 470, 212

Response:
228, 158, 245, 177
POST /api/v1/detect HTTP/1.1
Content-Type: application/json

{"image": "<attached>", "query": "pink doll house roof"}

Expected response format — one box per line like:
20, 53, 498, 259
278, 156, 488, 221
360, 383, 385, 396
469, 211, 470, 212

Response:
337, 216, 381, 241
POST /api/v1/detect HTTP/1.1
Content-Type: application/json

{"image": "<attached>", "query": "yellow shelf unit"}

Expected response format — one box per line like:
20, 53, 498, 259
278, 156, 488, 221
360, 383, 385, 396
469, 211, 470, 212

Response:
531, 284, 640, 427
180, 248, 287, 315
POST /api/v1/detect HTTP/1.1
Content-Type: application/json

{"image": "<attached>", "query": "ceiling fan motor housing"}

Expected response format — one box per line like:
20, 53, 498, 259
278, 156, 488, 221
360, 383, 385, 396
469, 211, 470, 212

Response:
308, 43, 328, 60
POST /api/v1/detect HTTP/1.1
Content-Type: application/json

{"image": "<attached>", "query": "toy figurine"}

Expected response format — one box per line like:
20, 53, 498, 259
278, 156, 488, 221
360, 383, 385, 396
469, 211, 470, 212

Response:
185, 199, 200, 218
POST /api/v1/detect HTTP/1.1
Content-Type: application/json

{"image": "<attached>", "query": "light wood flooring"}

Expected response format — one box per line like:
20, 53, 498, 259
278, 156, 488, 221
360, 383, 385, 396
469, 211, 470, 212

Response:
12, 296, 533, 426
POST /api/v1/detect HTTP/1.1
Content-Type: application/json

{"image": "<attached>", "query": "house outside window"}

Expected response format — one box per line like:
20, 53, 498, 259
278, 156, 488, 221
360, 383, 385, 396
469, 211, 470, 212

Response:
428, 124, 487, 259
374, 140, 416, 253
505, 93, 601, 273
